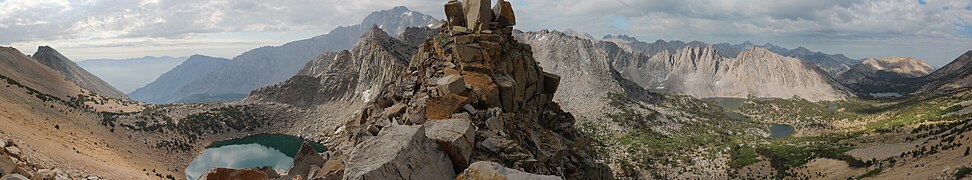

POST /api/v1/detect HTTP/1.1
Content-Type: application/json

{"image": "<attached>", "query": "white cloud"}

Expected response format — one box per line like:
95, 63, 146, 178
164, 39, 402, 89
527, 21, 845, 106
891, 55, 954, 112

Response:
0, 0, 970, 65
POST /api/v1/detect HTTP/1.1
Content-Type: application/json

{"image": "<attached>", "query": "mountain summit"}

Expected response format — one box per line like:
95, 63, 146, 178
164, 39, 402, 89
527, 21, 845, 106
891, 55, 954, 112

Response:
30, 46, 126, 98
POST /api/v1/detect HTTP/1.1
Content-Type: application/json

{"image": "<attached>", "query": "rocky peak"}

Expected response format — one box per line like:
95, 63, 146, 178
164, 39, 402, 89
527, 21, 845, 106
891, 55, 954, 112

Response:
30, 46, 126, 98
360, 25, 395, 44
857, 57, 933, 77
326, 1, 612, 179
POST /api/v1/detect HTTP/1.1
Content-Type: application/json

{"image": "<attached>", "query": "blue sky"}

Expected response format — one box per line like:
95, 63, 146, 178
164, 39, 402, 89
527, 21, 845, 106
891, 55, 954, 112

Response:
1, 0, 971, 67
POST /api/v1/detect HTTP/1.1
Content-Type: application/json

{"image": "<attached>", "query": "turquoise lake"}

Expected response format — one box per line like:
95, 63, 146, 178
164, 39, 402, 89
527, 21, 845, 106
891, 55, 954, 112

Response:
184, 134, 326, 180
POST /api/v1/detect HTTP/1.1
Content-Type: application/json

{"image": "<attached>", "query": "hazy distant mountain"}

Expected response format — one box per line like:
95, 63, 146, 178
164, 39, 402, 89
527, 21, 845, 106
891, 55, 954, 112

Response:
78, 56, 187, 93
153, 6, 437, 104
30, 46, 126, 98
248, 26, 418, 106
837, 57, 934, 95
128, 55, 229, 104
602, 35, 861, 77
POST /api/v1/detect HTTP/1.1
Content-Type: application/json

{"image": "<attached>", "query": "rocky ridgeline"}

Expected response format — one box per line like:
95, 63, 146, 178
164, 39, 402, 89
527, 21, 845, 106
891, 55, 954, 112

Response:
837, 57, 935, 95
308, 0, 612, 179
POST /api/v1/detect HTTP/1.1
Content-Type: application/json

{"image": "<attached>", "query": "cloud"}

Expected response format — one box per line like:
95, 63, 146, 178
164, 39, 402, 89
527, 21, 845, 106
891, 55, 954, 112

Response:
0, 0, 445, 43
1, 0, 970, 66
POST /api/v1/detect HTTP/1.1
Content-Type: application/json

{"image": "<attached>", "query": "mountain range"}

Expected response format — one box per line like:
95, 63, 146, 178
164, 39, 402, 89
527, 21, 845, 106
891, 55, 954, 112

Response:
602, 35, 861, 77
128, 55, 230, 104
130, 6, 438, 104
4, 3, 972, 180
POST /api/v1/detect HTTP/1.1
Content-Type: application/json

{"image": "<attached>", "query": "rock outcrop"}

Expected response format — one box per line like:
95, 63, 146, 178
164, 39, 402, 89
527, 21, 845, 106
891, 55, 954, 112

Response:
327, 1, 612, 179
129, 55, 229, 104
287, 142, 326, 179
456, 161, 562, 180
141, 7, 438, 104
837, 57, 934, 95
343, 125, 456, 180
30, 46, 126, 98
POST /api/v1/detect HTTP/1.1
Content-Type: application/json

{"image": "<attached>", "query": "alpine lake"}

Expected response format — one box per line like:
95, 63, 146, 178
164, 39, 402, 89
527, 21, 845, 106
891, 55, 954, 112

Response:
707, 97, 796, 138
184, 134, 327, 180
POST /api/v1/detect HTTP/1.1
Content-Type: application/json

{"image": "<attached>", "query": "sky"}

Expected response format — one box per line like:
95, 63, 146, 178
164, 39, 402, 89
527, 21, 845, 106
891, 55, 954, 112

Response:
1, 0, 971, 67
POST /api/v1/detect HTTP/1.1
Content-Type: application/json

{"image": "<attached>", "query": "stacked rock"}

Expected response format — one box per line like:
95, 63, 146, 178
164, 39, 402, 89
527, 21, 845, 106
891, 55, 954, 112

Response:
332, 1, 613, 179
445, 0, 517, 36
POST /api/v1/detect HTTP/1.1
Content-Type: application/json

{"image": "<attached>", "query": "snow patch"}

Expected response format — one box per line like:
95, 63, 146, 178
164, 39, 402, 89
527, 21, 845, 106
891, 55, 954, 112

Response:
362, 89, 375, 103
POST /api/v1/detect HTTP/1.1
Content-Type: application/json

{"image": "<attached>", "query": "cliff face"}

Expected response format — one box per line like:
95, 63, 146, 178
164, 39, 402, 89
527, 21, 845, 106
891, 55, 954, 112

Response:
247, 26, 418, 107
610, 44, 850, 101
837, 57, 934, 95
30, 46, 126, 98
128, 55, 229, 104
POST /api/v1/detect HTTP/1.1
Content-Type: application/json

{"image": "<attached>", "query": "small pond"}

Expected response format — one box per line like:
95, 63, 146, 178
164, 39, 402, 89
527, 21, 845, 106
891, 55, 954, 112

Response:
724, 112, 749, 120
870, 92, 903, 98
769, 124, 796, 138
706, 97, 748, 111
185, 134, 326, 180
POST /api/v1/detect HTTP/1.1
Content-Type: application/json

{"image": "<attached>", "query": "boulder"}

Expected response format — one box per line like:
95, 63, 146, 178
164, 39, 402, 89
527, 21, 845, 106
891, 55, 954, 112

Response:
462, 0, 493, 31
456, 161, 561, 180
453, 45, 484, 62
255, 166, 280, 179
540, 72, 560, 95
343, 125, 455, 180
32, 169, 55, 180
0, 154, 14, 175
0, 174, 28, 180
3, 147, 20, 159
493, 74, 516, 111
436, 75, 466, 94
198, 168, 268, 180
314, 153, 346, 180
426, 94, 469, 120
287, 142, 325, 178
383, 103, 407, 118
444, 0, 465, 27
462, 72, 500, 108
492, 0, 516, 27
424, 118, 476, 172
